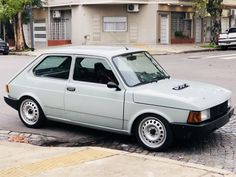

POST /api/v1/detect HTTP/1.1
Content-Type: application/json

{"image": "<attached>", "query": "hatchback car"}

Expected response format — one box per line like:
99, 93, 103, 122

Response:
0, 38, 9, 55
4, 47, 234, 151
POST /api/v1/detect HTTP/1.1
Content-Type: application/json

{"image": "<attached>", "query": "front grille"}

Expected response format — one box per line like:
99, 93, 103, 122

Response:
210, 101, 228, 119
0, 43, 6, 47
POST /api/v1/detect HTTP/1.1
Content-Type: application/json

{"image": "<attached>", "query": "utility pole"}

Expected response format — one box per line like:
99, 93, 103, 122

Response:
29, 3, 34, 51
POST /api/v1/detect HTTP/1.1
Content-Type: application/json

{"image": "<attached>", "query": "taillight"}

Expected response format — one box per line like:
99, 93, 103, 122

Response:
5, 84, 9, 93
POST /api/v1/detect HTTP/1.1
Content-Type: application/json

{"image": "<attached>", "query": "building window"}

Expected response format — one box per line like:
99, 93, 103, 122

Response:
50, 10, 72, 40
171, 12, 192, 39
103, 17, 127, 32
34, 19, 46, 42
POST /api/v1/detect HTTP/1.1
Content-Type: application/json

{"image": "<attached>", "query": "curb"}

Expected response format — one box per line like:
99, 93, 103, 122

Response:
149, 48, 219, 56
9, 48, 220, 57
90, 147, 235, 176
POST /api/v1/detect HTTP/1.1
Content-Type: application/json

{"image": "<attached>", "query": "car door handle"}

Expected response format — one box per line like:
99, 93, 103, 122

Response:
67, 87, 76, 92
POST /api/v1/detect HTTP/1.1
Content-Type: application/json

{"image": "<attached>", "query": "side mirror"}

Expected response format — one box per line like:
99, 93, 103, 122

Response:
107, 82, 121, 91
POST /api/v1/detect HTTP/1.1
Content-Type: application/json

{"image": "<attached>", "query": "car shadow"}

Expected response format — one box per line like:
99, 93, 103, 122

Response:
43, 120, 229, 155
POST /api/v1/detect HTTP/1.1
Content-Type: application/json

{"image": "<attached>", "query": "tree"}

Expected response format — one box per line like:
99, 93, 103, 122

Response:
0, 0, 42, 51
194, 0, 223, 44
207, 0, 223, 45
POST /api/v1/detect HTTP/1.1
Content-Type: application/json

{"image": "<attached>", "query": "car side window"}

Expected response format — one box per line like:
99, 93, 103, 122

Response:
73, 57, 118, 85
33, 56, 72, 79
228, 28, 236, 33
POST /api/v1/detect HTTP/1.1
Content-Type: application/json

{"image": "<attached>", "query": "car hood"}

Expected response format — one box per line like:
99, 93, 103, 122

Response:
132, 79, 231, 111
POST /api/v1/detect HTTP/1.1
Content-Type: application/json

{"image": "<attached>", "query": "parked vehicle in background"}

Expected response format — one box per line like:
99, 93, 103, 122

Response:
0, 38, 9, 55
218, 27, 236, 50
4, 47, 234, 151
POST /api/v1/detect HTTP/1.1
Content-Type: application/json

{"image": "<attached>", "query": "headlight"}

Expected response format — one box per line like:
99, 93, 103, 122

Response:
228, 99, 231, 108
187, 109, 210, 124
201, 109, 211, 121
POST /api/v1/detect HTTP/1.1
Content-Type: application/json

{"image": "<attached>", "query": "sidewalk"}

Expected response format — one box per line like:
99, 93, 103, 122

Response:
10, 44, 216, 57
0, 141, 235, 177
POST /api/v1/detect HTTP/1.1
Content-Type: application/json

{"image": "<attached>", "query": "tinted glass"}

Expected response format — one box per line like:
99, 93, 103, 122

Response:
229, 28, 236, 33
73, 57, 118, 84
34, 56, 72, 79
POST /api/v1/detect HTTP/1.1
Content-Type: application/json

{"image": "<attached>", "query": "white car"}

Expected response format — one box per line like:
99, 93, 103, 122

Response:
218, 27, 236, 49
4, 47, 234, 151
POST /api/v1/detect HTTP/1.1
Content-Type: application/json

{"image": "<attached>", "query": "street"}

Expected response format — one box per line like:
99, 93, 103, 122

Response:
0, 50, 236, 172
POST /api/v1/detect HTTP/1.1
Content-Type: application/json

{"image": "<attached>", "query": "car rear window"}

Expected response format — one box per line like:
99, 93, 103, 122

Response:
33, 56, 72, 79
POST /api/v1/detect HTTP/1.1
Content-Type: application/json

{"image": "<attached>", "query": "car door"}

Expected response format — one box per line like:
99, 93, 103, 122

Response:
31, 54, 72, 118
64, 56, 125, 129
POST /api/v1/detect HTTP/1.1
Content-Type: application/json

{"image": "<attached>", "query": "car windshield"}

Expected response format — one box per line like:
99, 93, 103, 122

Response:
113, 52, 169, 87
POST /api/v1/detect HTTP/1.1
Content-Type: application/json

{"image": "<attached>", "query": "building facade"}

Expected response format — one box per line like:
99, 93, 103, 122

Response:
25, 0, 236, 48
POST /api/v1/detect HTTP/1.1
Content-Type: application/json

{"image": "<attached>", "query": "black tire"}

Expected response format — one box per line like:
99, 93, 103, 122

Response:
18, 97, 46, 128
3, 51, 9, 55
220, 46, 228, 50
134, 114, 173, 151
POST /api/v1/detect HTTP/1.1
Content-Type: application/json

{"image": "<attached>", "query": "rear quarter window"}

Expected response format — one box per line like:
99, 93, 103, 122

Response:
33, 56, 72, 79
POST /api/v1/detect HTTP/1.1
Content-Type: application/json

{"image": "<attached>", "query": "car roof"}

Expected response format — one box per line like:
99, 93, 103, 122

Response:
43, 46, 144, 59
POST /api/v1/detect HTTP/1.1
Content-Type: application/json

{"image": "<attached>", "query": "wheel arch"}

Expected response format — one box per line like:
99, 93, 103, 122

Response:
18, 93, 45, 115
129, 111, 172, 135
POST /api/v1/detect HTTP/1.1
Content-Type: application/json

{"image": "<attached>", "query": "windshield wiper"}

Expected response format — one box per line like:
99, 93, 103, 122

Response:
132, 81, 150, 87
150, 75, 170, 83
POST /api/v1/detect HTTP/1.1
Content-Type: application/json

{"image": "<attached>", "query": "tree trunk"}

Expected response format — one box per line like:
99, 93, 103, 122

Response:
16, 12, 24, 51
210, 16, 221, 45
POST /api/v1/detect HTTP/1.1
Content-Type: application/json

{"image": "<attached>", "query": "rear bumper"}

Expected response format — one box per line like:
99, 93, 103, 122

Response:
171, 108, 234, 139
4, 96, 18, 110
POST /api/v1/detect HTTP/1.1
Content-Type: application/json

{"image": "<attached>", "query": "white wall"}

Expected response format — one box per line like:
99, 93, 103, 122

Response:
71, 4, 158, 45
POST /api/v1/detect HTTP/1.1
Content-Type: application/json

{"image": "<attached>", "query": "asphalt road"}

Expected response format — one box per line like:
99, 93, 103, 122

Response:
0, 50, 236, 172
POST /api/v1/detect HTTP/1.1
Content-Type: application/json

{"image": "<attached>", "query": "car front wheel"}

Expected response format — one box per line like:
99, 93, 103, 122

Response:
18, 98, 45, 128
134, 115, 173, 151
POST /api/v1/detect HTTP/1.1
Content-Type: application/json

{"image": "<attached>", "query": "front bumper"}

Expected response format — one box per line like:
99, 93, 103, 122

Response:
218, 40, 236, 46
171, 108, 234, 139
4, 96, 18, 110
0, 46, 9, 53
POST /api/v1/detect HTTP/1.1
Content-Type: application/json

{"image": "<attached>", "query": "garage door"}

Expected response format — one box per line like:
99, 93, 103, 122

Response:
160, 14, 169, 44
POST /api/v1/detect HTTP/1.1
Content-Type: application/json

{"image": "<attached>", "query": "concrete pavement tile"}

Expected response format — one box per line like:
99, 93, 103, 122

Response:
0, 144, 115, 177
0, 142, 88, 169
0, 130, 10, 134
31, 154, 210, 177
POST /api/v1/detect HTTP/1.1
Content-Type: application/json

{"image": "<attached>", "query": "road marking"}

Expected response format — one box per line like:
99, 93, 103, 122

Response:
0, 148, 115, 177
219, 56, 236, 60
205, 53, 236, 59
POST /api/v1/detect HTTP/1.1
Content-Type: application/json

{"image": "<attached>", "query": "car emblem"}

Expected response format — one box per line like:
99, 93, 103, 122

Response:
173, 83, 189, 90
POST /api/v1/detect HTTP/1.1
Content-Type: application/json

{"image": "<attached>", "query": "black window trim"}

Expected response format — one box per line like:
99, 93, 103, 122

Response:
32, 55, 73, 80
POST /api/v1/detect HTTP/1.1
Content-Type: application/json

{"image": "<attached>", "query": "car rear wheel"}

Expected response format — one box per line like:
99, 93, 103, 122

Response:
134, 115, 173, 151
18, 98, 45, 128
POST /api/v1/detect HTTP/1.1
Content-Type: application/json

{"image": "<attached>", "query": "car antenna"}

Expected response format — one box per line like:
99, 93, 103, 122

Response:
109, 33, 129, 50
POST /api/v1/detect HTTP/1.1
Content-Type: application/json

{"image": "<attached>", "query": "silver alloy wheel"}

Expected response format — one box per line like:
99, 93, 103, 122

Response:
20, 99, 39, 126
138, 117, 167, 149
